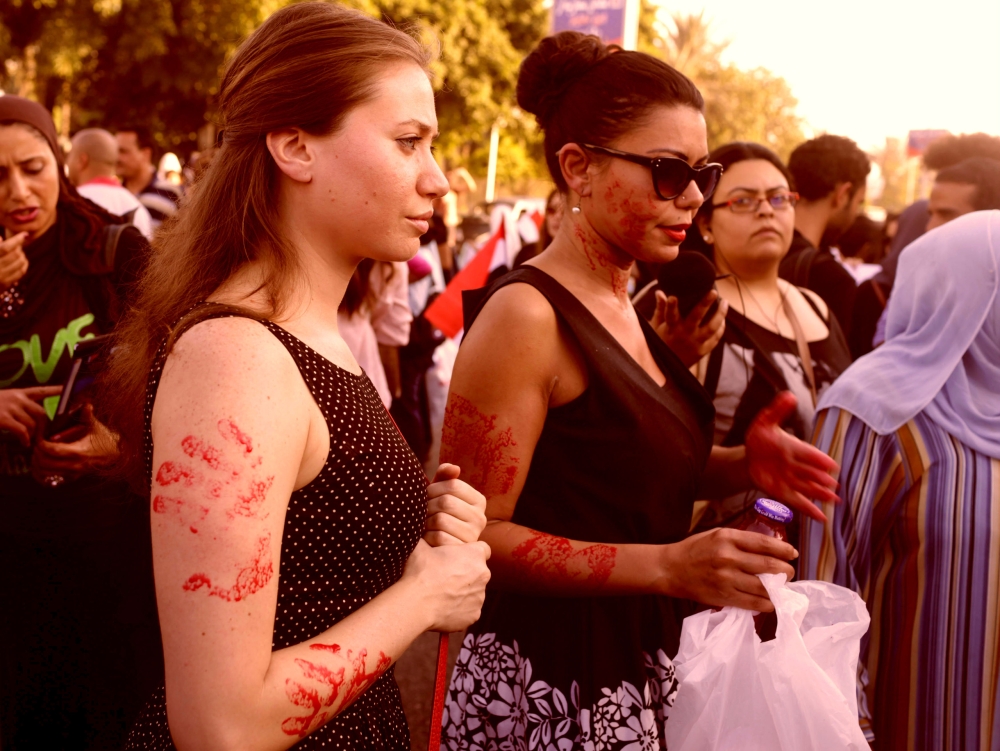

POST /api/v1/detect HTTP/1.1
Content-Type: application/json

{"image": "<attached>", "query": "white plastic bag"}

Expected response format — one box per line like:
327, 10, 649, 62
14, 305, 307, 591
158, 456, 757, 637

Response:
663, 573, 870, 751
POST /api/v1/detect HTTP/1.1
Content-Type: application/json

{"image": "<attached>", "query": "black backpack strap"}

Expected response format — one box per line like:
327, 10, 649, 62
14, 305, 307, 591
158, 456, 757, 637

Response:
702, 340, 724, 398
103, 223, 129, 270
791, 245, 819, 288
122, 207, 139, 225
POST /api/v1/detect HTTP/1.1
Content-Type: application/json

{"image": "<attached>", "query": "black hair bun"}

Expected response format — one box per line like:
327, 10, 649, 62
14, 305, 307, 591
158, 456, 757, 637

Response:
517, 31, 614, 127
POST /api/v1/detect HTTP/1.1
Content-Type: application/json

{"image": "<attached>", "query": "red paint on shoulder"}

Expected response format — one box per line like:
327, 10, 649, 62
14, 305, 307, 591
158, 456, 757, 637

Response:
441, 394, 519, 498
218, 418, 253, 454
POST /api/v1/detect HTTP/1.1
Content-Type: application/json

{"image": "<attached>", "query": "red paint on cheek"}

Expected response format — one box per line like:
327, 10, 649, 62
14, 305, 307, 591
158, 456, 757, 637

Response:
152, 495, 210, 534
440, 394, 519, 498
218, 418, 254, 454
511, 531, 617, 587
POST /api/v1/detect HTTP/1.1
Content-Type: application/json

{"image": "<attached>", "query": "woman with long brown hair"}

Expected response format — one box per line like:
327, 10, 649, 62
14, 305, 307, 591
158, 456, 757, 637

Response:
100, 4, 490, 749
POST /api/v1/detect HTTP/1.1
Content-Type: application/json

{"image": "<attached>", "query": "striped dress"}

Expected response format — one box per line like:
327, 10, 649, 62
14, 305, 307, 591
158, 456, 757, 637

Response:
802, 407, 1000, 751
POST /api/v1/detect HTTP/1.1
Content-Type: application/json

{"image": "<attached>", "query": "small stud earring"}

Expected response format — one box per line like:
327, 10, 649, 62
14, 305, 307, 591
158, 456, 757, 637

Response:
703, 235, 711, 242
571, 201, 582, 215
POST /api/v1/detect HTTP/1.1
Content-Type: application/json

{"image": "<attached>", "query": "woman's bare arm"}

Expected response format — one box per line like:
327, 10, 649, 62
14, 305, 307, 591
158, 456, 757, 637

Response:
443, 285, 795, 610
151, 318, 489, 751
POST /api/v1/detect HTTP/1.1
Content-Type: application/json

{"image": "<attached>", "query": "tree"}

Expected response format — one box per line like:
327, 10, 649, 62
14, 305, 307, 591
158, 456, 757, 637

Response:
637, 4, 805, 160
1, 0, 549, 186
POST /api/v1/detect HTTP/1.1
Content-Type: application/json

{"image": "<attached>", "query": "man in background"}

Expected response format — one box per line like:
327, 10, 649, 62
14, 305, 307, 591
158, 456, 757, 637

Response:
862, 157, 1000, 350
67, 128, 153, 239
782, 135, 871, 336
115, 126, 180, 231
926, 157, 1000, 230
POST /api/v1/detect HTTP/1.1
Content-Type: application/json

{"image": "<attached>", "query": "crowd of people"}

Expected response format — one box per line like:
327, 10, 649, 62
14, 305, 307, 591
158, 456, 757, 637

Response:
1, 2, 999, 750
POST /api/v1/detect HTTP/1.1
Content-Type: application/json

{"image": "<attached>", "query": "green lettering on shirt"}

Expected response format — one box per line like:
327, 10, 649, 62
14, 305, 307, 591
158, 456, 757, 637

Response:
0, 313, 96, 388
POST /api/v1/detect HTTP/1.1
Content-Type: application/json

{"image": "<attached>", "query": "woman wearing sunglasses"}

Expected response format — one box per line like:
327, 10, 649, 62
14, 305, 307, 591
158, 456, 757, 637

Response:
439, 34, 839, 750
683, 143, 852, 532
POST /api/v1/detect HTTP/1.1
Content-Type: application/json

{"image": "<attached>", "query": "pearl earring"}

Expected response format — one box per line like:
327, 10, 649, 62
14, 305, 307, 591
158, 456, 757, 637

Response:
571, 201, 582, 215
703, 235, 711, 242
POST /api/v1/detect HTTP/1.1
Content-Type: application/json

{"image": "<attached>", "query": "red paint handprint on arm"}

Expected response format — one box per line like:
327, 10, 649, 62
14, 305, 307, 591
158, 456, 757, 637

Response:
152, 418, 277, 601
441, 394, 519, 499
281, 643, 392, 737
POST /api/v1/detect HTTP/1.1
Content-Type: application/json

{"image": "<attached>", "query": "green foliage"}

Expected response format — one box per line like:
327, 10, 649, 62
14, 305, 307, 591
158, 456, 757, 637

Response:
872, 137, 911, 212
0, 0, 549, 185
638, 3, 805, 160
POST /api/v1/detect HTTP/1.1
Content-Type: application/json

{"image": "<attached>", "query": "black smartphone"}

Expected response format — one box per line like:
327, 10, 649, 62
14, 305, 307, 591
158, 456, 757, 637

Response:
658, 251, 721, 325
45, 334, 113, 440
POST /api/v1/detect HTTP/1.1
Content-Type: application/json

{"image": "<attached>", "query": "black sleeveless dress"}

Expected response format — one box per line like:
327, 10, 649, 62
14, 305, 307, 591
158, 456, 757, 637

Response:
440, 268, 714, 751
127, 305, 427, 750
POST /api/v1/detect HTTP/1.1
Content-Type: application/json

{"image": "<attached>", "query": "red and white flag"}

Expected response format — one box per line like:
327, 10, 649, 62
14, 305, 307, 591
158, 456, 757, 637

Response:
423, 207, 545, 339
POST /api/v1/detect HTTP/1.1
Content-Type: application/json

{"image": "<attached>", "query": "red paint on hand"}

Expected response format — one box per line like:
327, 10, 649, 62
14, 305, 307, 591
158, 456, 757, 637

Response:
441, 394, 519, 498
281, 645, 392, 737
511, 530, 617, 587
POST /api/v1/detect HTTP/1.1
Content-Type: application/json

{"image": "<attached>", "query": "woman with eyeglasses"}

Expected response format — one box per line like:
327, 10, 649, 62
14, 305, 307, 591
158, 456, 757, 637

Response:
684, 142, 852, 532
439, 36, 839, 750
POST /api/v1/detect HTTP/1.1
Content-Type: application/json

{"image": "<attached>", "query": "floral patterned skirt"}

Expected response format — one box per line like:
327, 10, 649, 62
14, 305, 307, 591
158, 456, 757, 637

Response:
441, 593, 686, 751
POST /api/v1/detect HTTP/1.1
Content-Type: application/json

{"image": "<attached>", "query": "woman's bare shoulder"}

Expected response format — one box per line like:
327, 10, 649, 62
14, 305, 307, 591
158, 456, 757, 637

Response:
157, 316, 304, 412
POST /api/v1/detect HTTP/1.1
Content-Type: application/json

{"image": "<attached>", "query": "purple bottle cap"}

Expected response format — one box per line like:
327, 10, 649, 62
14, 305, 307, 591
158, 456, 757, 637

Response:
755, 498, 793, 525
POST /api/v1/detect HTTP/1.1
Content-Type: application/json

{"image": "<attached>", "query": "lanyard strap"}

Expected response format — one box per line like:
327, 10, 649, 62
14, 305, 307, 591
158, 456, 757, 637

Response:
427, 633, 450, 751
780, 289, 817, 408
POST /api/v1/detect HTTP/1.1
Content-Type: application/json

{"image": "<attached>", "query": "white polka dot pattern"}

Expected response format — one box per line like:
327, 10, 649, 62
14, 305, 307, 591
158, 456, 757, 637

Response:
126, 307, 426, 750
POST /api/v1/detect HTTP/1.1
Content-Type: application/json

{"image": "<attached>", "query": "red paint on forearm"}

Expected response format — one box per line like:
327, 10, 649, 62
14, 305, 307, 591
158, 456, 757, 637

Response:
281, 644, 392, 737
511, 530, 617, 587
441, 394, 519, 498
182, 533, 274, 601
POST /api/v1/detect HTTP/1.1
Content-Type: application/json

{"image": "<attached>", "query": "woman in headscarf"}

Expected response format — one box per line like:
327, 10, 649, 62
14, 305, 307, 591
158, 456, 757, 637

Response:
802, 210, 1000, 751
0, 95, 151, 747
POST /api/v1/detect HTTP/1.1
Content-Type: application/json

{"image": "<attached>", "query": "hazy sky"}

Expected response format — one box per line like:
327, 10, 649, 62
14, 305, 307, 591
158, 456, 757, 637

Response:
652, 0, 1000, 150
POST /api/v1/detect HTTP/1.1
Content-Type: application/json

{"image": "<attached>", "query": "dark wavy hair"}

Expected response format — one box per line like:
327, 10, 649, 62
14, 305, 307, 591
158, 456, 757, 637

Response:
788, 134, 870, 202
2, 119, 128, 272
517, 31, 704, 192
681, 141, 794, 260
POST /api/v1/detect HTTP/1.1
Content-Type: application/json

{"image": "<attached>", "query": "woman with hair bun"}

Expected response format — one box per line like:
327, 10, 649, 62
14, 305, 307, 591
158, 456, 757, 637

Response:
100, 3, 491, 750
439, 32, 839, 748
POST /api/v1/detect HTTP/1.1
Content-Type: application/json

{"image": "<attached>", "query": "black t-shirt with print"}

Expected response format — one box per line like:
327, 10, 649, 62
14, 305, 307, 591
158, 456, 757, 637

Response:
0, 227, 124, 536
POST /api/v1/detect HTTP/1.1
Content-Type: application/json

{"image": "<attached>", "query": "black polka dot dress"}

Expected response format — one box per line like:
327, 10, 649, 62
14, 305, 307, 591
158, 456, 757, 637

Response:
126, 305, 427, 750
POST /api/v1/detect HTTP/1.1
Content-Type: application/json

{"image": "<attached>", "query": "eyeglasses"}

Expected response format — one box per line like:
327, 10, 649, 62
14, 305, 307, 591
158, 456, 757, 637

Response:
712, 192, 800, 214
581, 144, 724, 201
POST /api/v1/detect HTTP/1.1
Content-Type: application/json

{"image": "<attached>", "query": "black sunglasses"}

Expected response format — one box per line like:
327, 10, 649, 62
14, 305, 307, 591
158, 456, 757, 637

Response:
581, 144, 723, 202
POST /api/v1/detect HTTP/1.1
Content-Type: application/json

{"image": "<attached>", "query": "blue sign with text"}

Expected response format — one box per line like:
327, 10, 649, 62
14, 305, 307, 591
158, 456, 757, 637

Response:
552, 0, 628, 46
